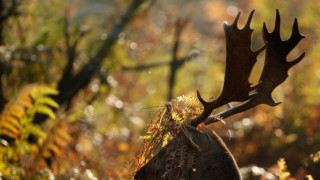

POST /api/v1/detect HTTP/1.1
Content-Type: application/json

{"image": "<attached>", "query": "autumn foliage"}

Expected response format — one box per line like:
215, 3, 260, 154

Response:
0, 0, 319, 179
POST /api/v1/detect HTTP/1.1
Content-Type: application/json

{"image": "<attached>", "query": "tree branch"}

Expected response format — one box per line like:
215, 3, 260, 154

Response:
167, 18, 188, 101
122, 52, 199, 71
33, 0, 149, 123
56, 0, 147, 105
123, 18, 199, 101
122, 61, 169, 71
58, 14, 88, 95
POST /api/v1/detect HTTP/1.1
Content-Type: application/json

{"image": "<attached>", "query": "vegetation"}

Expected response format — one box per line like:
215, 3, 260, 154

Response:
134, 95, 202, 172
0, 0, 319, 179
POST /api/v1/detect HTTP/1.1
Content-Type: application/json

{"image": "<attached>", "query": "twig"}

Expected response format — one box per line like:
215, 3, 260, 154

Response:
122, 53, 199, 71
167, 18, 189, 101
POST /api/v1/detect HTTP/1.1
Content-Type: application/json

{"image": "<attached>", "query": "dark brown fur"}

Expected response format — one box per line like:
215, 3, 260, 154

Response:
134, 125, 242, 180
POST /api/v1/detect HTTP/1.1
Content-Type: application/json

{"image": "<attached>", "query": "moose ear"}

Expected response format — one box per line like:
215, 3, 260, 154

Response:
182, 124, 212, 152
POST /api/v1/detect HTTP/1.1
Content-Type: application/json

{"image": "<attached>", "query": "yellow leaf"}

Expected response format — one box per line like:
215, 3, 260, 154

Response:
5, 104, 25, 118
56, 129, 72, 142
26, 124, 47, 138
35, 105, 56, 119
277, 158, 291, 180
0, 121, 20, 135
53, 136, 66, 147
0, 129, 19, 139
312, 151, 320, 163
306, 175, 314, 180
17, 93, 33, 108
0, 161, 6, 170
279, 172, 290, 179
38, 86, 59, 96
47, 144, 62, 156
1, 116, 21, 130
37, 97, 59, 108
139, 135, 155, 140
277, 158, 288, 171
162, 133, 171, 147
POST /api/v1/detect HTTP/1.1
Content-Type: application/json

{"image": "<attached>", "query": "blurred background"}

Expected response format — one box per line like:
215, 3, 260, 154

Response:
0, 0, 319, 179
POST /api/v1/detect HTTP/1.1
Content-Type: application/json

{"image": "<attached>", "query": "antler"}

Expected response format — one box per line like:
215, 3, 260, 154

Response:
203, 9, 305, 125
191, 10, 266, 127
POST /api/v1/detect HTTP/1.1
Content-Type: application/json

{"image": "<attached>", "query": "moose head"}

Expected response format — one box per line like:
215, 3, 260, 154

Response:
134, 9, 305, 180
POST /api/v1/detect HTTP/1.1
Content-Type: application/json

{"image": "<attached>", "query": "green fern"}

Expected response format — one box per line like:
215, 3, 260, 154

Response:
0, 84, 59, 179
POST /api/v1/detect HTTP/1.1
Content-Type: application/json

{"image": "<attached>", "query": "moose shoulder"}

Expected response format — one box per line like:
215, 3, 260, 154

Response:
134, 124, 241, 180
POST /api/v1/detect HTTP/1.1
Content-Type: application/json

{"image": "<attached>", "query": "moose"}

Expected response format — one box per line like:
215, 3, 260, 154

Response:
134, 9, 305, 180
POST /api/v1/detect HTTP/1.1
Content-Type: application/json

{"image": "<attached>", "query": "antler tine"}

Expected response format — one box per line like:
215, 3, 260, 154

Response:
273, 9, 281, 35
291, 18, 304, 39
191, 10, 265, 127
191, 90, 222, 127
288, 52, 305, 69
263, 9, 281, 39
204, 10, 305, 125
231, 11, 241, 26
258, 10, 305, 99
286, 18, 305, 54
244, 10, 255, 29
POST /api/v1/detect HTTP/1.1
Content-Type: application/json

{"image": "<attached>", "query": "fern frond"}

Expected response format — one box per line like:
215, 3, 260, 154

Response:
0, 84, 67, 178
0, 116, 21, 139
0, 121, 20, 135
0, 84, 59, 140
3, 104, 25, 119
15, 92, 33, 108
36, 97, 59, 109
1, 116, 21, 130
0, 129, 19, 139
25, 124, 47, 138
37, 120, 72, 166
29, 85, 59, 98
47, 143, 62, 156
56, 129, 72, 142
53, 136, 66, 147
35, 105, 56, 119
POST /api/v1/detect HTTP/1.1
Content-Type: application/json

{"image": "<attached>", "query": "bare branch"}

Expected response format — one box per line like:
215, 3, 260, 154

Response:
167, 18, 189, 100
122, 52, 198, 71
122, 61, 169, 71
33, 0, 150, 124
61, 14, 89, 79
